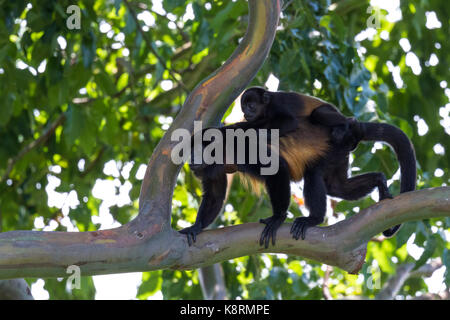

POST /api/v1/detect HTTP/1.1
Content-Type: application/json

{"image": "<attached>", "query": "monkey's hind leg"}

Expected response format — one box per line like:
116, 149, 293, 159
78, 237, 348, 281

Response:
291, 166, 327, 240
326, 172, 393, 202
259, 160, 291, 248
325, 172, 397, 236
180, 169, 228, 246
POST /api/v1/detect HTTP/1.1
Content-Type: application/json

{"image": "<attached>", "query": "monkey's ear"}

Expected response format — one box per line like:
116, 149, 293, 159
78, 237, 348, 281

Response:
262, 91, 270, 105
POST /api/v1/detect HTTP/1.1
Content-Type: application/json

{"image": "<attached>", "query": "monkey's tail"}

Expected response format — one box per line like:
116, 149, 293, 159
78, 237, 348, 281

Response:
360, 122, 417, 237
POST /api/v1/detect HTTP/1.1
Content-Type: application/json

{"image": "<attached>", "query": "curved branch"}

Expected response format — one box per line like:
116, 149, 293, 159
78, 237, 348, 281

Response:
137, 0, 280, 223
0, 0, 281, 280
0, 187, 448, 279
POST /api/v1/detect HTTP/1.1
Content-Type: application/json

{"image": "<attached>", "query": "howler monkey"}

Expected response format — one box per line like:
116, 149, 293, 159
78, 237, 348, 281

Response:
180, 87, 416, 248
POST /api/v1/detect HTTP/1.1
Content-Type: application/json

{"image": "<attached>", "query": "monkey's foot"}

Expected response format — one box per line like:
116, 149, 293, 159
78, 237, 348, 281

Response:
259, 214, 286, 249
290, 217, 321, 240
179, 224, 203, 246
379, 189, 393, 201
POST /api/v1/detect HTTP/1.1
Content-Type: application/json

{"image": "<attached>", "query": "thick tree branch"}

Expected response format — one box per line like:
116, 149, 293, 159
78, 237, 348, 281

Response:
0, 187, 448, 279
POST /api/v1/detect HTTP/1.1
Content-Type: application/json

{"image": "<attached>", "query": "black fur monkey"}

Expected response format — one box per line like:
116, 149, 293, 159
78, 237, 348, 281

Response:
180, 87, 416, 247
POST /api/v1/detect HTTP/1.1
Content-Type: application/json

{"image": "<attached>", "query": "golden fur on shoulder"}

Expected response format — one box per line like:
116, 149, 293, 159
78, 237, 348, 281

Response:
279, 117, 329, 181
238, 117, 330, 193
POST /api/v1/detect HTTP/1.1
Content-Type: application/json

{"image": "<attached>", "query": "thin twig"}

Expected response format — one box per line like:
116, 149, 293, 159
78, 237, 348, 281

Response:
80, 145, 107, 178
322, 265, 333, 300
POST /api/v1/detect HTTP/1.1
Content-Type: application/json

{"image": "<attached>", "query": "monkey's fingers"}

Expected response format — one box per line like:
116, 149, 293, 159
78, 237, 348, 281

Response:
290, 221, 308, 240
187, 233, 193, 246
190, 233, 197, 245
181, 232, 194, 246
179, 226, 201, 246
259, 221, 268, 248
291, 217, 316, 240
259, 226, 277, 249
259, 216, 285, 248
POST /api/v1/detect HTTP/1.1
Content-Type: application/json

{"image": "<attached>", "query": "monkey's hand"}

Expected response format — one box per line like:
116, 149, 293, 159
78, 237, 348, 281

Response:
290, 216, 322, 240
259, 213, 287, 248
179, 224, 203, 246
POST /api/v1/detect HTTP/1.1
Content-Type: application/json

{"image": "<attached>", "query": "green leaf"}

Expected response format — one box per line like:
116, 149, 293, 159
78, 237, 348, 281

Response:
95, 71, 116, 96
396, 221, 416, 248
138, 271, 163, 298
0, 92, 15, 127
414, 234, 438, 270
163, 0, 185, 12
66, 62, 92, 94
124, 11, 136, 35
81, 31, 96, 68
64, 105, 96, 154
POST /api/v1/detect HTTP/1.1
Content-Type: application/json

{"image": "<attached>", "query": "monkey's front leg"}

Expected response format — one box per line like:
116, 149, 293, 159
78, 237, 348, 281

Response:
291, 166, 326, 240
259, 159, 291, 248
180, 168, 227, 245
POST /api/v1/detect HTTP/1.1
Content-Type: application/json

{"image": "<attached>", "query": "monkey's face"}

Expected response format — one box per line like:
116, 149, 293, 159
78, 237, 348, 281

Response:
241, 88, 270, 122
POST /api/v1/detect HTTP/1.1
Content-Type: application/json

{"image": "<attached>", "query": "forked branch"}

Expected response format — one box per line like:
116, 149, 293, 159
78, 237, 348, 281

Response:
0, 0, 448, 281
0, 0, 282, 280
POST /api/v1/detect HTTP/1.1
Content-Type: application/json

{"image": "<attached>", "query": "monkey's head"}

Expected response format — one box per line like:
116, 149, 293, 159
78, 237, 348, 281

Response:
241, 87, 271, 122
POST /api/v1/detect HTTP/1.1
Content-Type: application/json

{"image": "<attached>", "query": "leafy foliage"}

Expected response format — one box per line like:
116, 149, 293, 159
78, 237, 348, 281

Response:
0, 0, 448, 299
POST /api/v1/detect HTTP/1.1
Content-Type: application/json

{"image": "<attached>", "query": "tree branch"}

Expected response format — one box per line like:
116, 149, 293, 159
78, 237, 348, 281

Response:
0, 187, 448, 279
376, 259, 443, 300
198, 264, 227, 300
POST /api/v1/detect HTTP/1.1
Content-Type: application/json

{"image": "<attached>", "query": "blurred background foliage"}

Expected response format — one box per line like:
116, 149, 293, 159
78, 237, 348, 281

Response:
0, 0, 448, 299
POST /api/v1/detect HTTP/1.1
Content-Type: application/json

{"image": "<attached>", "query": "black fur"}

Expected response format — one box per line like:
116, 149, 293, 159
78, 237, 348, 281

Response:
183, 121, 292, 248
181, 88, 417, 246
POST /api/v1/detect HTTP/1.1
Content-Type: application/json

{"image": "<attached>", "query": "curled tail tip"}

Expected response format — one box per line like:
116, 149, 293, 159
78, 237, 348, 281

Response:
362, 121, 417, 193
383, 224, 401, 237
